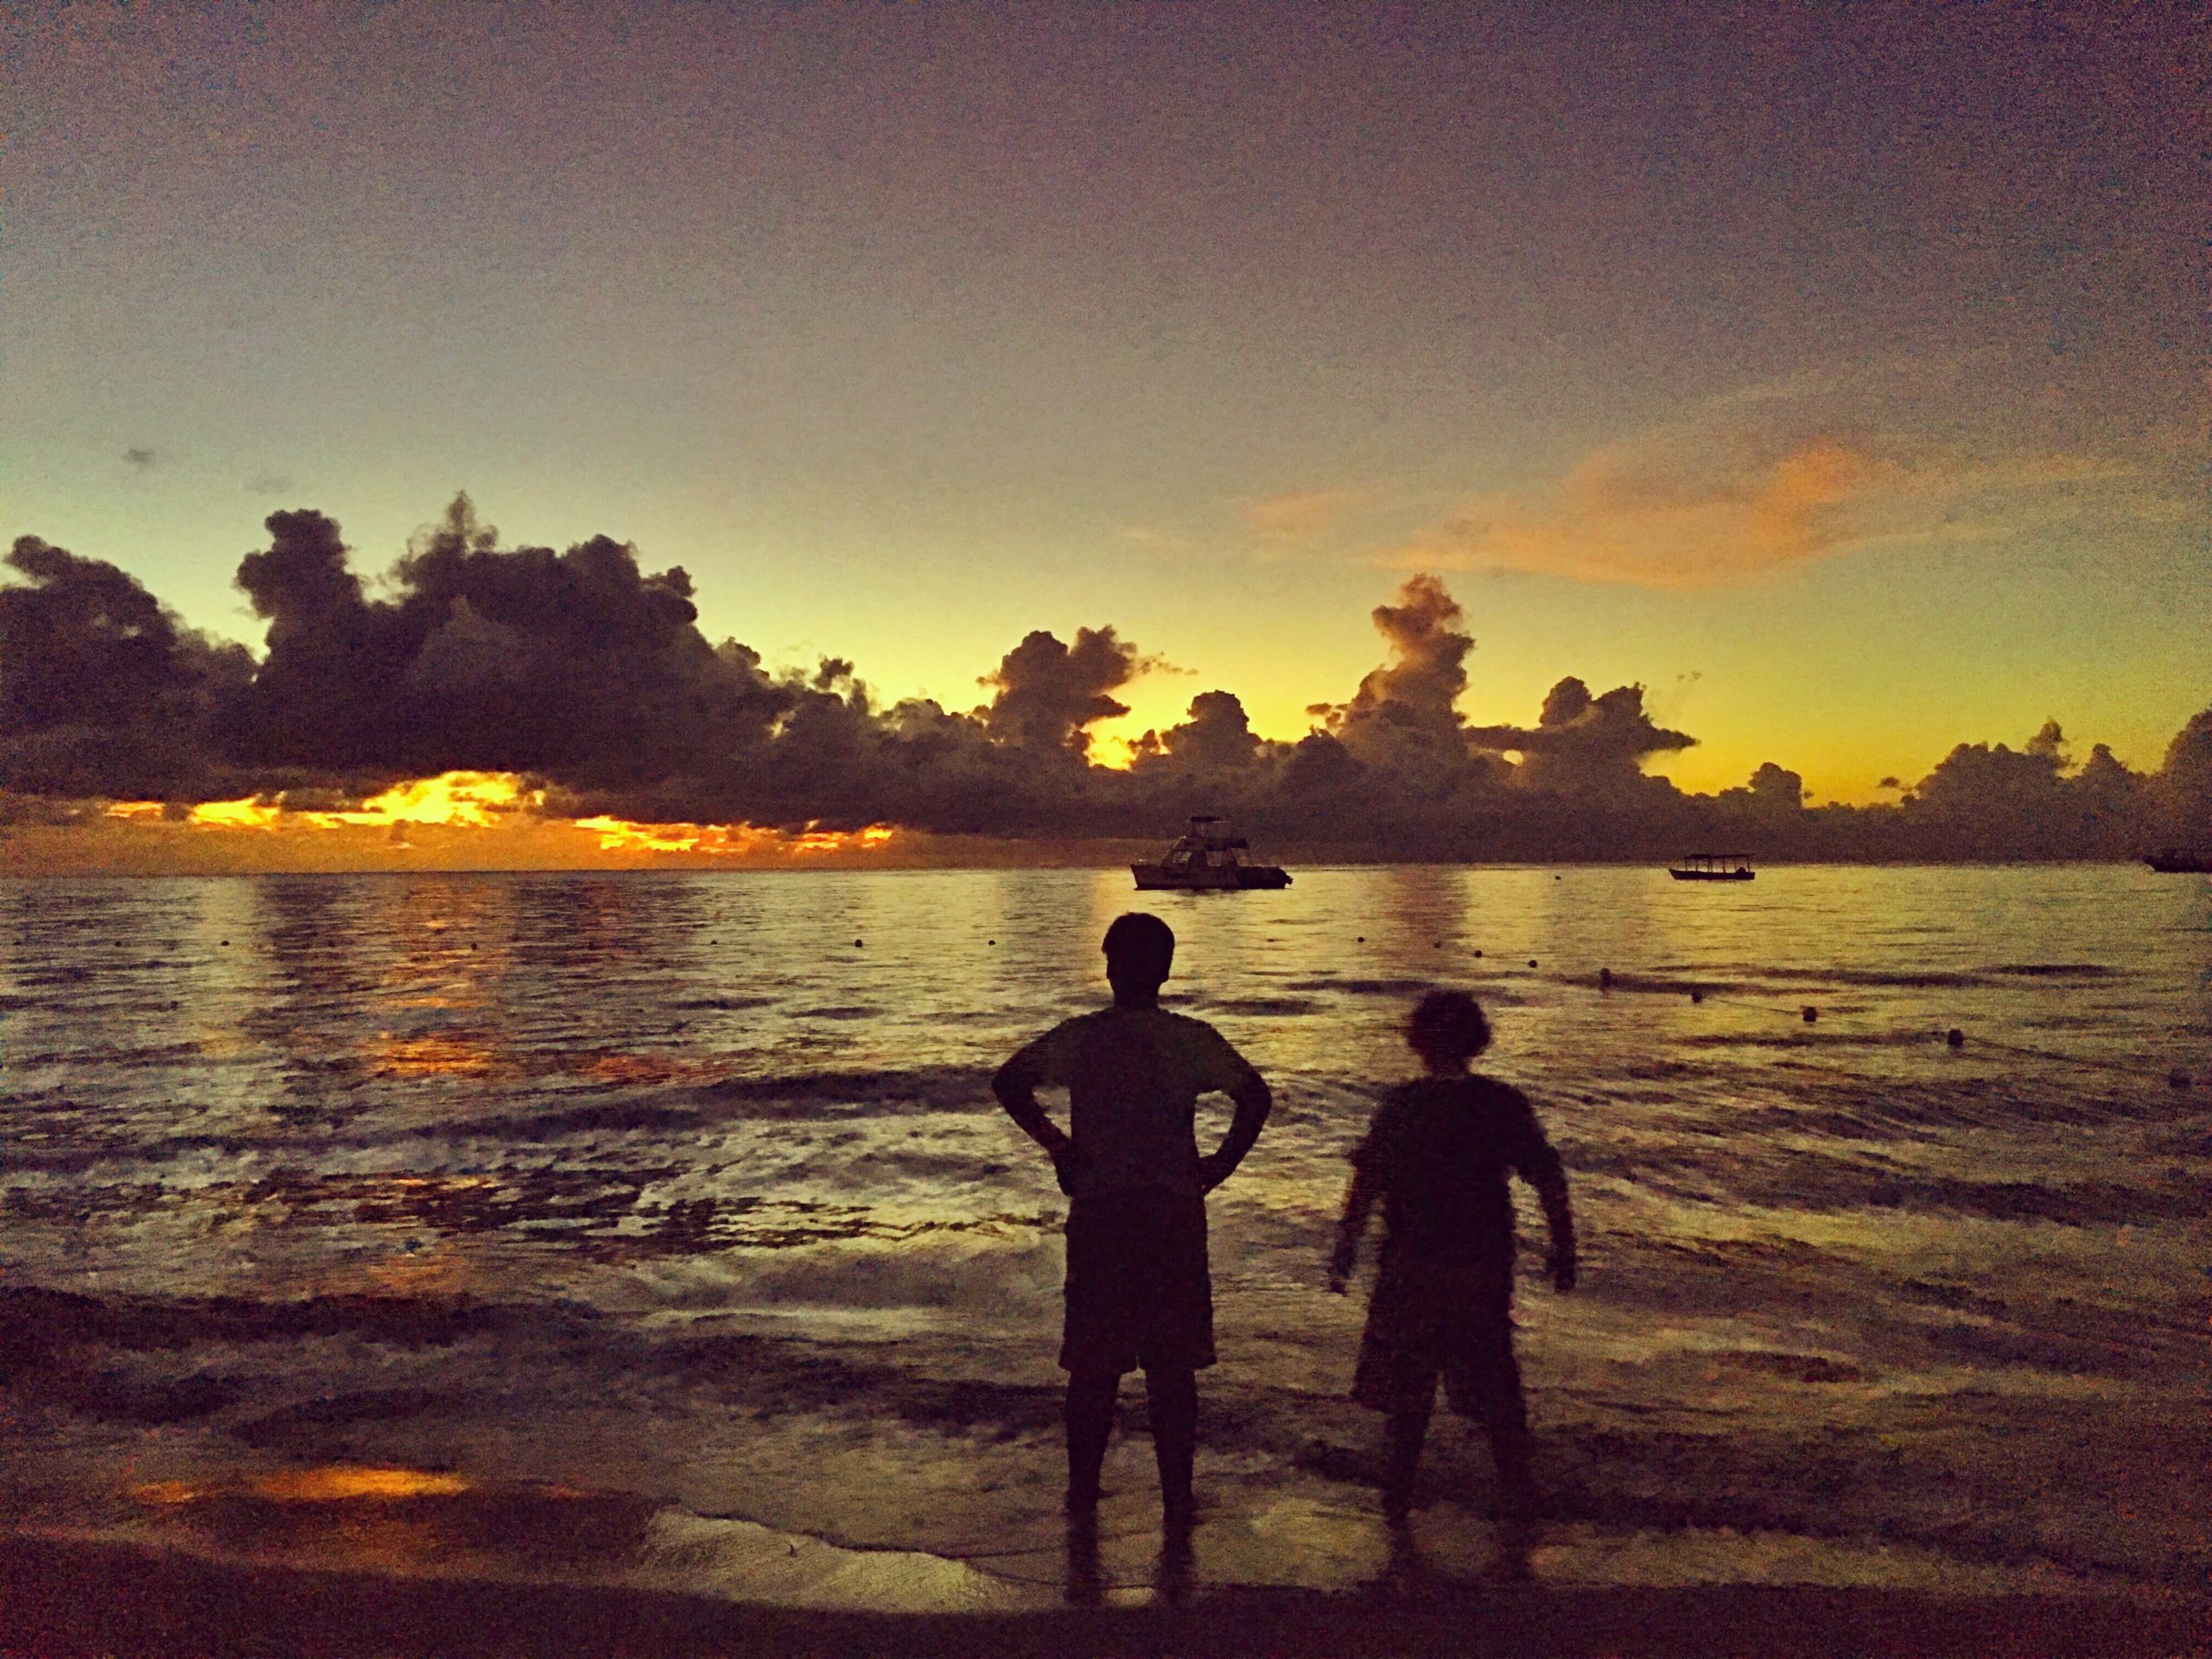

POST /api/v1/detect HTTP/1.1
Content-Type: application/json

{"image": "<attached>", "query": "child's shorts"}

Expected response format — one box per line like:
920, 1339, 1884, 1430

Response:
1059, 1189, 1216, 1376
1351, 1260, 1519, 1416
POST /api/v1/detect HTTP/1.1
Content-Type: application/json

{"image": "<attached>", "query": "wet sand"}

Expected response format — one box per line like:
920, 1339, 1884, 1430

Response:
2, 1534, 2199, 1657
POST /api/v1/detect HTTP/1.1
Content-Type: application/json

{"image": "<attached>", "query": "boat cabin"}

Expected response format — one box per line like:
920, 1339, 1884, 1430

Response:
1133, 816, 1293, 890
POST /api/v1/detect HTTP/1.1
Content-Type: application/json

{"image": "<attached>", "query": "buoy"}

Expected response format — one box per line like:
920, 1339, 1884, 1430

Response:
1473, 950, 1483, 958
1690, 989, 1703, 1004
2171, 1069, 2194, 1091
854, 938, 864, 948
1802, 1006, 1818, 1023
220, 939, 230, 946
1946, 1028, 1965, 1049
988, 939, 995, 946
1599, 968, 1612, 989
1528, 959, 1539, 969
1357, 936, 1364, 943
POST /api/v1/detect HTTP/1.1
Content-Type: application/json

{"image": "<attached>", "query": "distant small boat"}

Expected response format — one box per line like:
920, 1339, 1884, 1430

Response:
1669, 852, 1755, 882
1133, 816, 1292, 891
2145, 849, 2212, 873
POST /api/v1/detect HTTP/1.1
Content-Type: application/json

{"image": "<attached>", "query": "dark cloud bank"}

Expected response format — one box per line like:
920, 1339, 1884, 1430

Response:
3, 499, 2206, 861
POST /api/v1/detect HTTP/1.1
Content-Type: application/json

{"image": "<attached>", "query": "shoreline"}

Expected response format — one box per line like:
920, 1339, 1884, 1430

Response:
2, 1535, 2199, 1658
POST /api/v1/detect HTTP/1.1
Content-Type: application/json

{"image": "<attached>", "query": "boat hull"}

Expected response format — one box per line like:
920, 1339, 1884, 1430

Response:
1669, 868, 1755, 880
2145, 854, 2212, 873
1131, 864, 1292, 891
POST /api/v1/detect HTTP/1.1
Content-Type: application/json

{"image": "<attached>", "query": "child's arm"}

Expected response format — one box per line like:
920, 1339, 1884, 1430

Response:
1512, 1105, 1577, 1293
993, 1027, 1080, 1193
1193, 1027, 1273, 1194
1326, 1099, 1395, 1293
1326, 1164, 1379, 1294
1198, 1071, 1273, 1193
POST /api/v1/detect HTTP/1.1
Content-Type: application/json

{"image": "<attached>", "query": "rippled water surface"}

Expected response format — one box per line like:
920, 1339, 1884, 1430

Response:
3, 867, 2206, 1602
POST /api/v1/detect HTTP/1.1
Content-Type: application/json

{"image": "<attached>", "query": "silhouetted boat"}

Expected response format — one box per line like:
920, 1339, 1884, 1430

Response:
1669, 852, 1755, 881
1133, 816, 1292, 890
2144, 849, 2212, 873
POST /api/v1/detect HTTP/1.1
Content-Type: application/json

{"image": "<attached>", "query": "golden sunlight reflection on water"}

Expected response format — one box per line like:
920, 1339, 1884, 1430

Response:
136, 1466, 474, 1504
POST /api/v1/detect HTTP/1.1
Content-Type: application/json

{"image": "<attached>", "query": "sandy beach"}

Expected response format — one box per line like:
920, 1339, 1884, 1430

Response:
3, 1533, 2202, 1658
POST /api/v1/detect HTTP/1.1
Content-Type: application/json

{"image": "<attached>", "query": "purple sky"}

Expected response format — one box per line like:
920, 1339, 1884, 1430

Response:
7, 1, 2202, 801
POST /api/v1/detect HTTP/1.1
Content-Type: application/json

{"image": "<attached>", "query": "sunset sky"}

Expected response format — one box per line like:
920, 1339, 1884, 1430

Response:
6, 1, 2203, 810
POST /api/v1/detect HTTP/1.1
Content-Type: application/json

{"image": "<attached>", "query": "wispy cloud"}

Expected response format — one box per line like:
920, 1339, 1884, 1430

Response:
1386, 368, 2177, 589
1400, 437, 1892, 587
1241, 486, 1381, 552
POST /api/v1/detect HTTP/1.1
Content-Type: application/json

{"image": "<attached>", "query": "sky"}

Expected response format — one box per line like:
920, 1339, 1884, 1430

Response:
4, 0, 2204, 814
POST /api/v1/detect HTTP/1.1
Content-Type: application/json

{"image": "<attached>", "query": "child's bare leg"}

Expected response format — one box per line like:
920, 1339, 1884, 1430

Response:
1468, 1327, 1534, 1525
1144, 1363, 1198, 1529
1065, 1369, 1119, 1509
1382, 1407, 1429, 1523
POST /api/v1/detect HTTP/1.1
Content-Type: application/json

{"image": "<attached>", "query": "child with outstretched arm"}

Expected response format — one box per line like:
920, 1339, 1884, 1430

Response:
1328, 989, 1575, 1537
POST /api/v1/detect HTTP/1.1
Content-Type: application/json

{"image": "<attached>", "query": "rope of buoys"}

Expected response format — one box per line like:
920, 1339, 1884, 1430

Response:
1421, 948, 2194, 1090
1580, 975, 2199, 1090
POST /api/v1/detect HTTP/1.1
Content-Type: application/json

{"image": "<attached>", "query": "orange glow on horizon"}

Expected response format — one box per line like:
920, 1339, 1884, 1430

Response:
99, 772, 900, 862
574, 817, 897, 857
106, 771, 537, 832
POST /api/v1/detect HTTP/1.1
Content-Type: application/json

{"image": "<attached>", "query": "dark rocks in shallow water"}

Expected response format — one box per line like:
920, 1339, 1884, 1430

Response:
2171, 1069, 2193, 1090
1947, 1028, 1966, 1048
1802, 1006, 1819, 1023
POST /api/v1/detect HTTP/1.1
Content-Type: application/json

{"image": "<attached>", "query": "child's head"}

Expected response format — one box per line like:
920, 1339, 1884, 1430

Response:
1103, 911, 1175, 997
1406, 989, 1491, 1068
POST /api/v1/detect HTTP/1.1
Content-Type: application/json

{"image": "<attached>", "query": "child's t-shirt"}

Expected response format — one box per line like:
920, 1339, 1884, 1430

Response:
999, 1007, 1260, 1199
1350, 1075, 1564, 1270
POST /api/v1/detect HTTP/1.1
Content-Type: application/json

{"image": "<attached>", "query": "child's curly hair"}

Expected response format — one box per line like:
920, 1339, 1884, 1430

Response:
1407, 989, 1491, 1062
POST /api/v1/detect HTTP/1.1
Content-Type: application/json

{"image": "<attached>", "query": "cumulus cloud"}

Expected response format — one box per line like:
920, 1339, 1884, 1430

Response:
1896, 719, 2156, 858
1308, 574, 1478, 771
0, 536, 250, 798
978, 626, 1148, 756
2, 496, 2201, 862
2154, 707, 2212, 841
1465, 676, 1696, 798
1130, 690, 1263, 773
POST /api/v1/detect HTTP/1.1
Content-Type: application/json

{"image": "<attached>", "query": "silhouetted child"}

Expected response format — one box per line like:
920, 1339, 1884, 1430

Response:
995, 912, 1273, 1545
1327, 989, 1575, 1535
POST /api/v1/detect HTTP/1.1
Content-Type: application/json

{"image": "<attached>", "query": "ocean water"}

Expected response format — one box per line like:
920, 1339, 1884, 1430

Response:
1, 866, 2205, 1606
